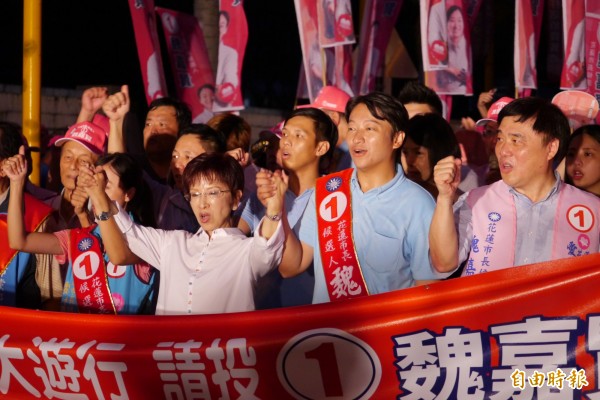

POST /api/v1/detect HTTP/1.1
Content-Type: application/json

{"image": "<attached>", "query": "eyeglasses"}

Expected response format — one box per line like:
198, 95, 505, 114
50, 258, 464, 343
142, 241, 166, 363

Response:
184, 189, 230, 202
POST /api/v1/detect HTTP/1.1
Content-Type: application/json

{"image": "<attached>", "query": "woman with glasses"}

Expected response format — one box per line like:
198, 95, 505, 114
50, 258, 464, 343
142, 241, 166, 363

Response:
77, 152, 291, 315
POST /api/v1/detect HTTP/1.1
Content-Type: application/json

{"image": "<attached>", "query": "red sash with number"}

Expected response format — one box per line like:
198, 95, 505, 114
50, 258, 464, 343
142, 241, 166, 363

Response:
0, 193, 52, 273
316, 169, 369, 301
70, 227, 116, 314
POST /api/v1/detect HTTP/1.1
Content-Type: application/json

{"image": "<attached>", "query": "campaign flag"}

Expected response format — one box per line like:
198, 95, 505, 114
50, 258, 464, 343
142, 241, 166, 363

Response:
515, 0, 538, 90
295, 0, 327, 102
425, 0, 473, 95
561, 0, 586, 89
127, 0, 168, 104
355, 0, 403, 95
1, 255, 600, 398
317, 0, 356, 48
421, 0, 448, 71
334, 45, 355, 96
214, 0, 247, 112
155, 8, 215, 122
585, 0, 600, 112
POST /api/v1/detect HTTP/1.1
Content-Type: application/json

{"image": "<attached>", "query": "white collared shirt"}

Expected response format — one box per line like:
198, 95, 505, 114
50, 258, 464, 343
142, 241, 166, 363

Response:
113, 205, 284, 315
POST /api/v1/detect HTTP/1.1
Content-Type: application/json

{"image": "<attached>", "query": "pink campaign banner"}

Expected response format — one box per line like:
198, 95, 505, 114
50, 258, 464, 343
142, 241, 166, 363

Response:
214, 0, 247, 113
421, 0, 448, 71
156, 8, 215, 124
585, 0, 600, 109
424, 0, 473, 95
355, 0, 403, 95
317, 0, 356, 48
514, 0, 545, 91
127, 0, 168, 104
2, 254, 600, 398
561, 0, 586, 90
295, 0, 328, 102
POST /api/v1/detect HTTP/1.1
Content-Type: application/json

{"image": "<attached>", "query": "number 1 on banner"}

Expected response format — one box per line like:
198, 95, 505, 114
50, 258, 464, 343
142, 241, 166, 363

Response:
319, 192, 348, 223
305, 342, 343, 397
567, 205, 594, 232
80, 254, 93, 277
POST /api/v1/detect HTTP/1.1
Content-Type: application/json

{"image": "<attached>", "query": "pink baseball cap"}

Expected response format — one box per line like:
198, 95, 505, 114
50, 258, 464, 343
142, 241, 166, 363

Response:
298, 86, 351, 114
54, 121, 107, 155
475, 97, 514, 127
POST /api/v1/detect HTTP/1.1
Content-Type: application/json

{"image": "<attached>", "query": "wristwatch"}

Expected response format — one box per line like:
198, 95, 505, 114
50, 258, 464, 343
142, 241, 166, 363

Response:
95, 209, 115, 222
265, 211, 282, 221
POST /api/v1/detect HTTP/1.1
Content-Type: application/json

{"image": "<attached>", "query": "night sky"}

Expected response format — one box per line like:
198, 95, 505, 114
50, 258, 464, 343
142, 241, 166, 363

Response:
1, 1, 562, 122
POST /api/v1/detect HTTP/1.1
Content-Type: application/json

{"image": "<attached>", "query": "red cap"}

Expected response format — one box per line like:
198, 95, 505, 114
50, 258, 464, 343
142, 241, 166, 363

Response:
54, 121, 107, 155
475, 97, 514, 127
298, 86, 351, 114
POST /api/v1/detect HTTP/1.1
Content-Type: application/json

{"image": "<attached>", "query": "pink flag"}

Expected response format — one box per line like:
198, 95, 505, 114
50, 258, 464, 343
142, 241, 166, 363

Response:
128, 0, 168, 104
333, 45, 355, 96
514, 1, 538, 90
295, 0, 327, 101
585, 0, 600, 112
156, 8, 215, 123
214, 0, 248, 112
424, 0, 473, 95
317, 0, 356, 48
421, 0, 448, 71
561, 0, 586, 90
355, 0, 403, 95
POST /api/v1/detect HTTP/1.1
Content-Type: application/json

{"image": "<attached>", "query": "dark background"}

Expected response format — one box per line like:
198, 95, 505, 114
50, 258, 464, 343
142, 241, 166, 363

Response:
0, 0, 563, 124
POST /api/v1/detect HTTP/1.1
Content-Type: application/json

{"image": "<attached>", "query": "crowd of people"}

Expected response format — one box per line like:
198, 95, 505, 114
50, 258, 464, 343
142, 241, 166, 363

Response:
1, 81, 599, 315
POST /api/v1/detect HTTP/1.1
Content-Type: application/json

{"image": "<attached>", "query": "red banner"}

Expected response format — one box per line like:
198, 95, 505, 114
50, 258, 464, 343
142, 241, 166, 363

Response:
127, 0, 168, 104
425, 0, 473, 95
585, 0, 600, 111
214, 0, 247, 113
561, 0, 587, 90
2, 255, 600, 398
355, 0, 403, 95
421, 0, 449, 71
156, 7, 215, 123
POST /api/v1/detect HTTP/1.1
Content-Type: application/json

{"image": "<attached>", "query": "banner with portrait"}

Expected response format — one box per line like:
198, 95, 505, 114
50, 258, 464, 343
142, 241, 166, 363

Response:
355, 0, 403, 95
214, 0, 247, 112
561, 0, 586, 90
317, 0, 356, 48
424, 0, 473, 95
127, 0, 168, 104
1, 255, 600, 398
156, 8, 215, 123
295, 0, 330, 102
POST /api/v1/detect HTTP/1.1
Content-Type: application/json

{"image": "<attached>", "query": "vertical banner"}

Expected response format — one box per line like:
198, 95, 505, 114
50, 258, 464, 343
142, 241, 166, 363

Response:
424, 0, 473, 95
295, 0, 326, 101
355, 0, 403, 95
317, 0, 356, 47
156, 8, 215, 123
214, 0, 248, 113
515, 0, 543, 91
128, 0, 168, 104
585, 0, 600, 110
561, 0, 587, 90
421, 0, 448, 71
334, 45, 355, 96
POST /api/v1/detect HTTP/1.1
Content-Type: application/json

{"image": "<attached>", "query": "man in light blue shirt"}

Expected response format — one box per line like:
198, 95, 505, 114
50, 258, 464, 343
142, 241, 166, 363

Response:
279, 92, 447, 304
239, 107, 338, 307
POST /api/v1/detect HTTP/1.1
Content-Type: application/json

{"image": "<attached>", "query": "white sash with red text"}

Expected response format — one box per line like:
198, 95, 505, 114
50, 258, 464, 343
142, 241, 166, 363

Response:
316, 169, 369, 301
70, 227, 116, 314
